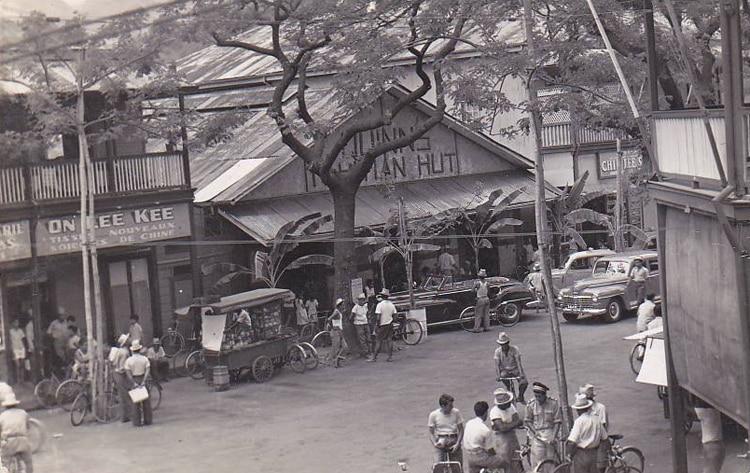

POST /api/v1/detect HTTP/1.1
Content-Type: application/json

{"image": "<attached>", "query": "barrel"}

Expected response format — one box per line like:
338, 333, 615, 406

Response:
213, 365, 230, 392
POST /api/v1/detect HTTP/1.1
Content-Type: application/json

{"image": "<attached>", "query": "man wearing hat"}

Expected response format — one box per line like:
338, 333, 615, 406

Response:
350, 293, 371, 358
110, 334, 132, 423
580, 384, 608, 472
124, 340, 153, 426
628, 258, 649, 304
146, 338, 170, 382
368, 289, 397, 362
567, 393, 608, 473
326, 298, 346, 368
0, 393, 33, 472
472, 269, 491, 332
524, 381, 562, 469
489, 389, 523, 473
493, 332, 528, 403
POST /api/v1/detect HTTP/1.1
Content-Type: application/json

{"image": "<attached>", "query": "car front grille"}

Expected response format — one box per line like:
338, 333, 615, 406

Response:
560, 295, 597, 311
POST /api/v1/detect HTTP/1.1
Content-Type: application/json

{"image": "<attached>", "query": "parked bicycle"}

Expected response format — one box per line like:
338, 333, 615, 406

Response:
460, 298, 522, 330
549, 433, 644, 473
34, 364, 74, 408
629, 340, 646, 375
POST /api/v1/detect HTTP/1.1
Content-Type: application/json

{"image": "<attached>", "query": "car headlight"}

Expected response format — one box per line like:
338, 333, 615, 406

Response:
591, 295, 599, 302
557, 294, 563, 301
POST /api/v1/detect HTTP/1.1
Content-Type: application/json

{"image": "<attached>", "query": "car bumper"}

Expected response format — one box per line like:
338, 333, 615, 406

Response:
557, 302, 607, 316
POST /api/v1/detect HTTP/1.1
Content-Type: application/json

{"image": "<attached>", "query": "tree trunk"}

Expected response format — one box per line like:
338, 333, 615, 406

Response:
523, 0, 572, 432
473, 245, 480, 276
331, 187, 359, 350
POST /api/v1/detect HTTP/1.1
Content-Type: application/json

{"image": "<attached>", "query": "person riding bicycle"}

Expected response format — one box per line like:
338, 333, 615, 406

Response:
566, 393, 608, 473
0, 394, 33, 473
493, 332, 528, 404
524, 382, 562, 470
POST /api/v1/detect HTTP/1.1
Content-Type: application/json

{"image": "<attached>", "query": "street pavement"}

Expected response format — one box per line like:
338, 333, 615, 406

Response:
30, 310, 750, 473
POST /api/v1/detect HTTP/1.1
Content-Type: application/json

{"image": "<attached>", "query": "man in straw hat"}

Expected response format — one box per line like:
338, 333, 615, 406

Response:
489, 389, 523, 473
567, 393, 608, 473
146, 338, 169, 382
350, 293, 371, 358
368, 289, 396, 362
472, 269, 491, 332
124, 340, 153, 426
493, 332, 528, 403
580, 383, 609, 472
524, 381, 562, 469
0, 393, 33, 472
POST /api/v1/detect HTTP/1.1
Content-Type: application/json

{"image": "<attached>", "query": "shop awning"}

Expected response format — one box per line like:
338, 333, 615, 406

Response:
220, 170, 559, 245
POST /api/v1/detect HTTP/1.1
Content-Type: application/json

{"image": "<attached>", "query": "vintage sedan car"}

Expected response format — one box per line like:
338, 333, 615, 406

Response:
390, 275, 535, 329
551, 249, 616, 292
557, 251, 660, 323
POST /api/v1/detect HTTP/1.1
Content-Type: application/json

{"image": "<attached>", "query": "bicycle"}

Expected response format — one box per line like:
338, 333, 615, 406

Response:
5, 450, 33, 473
460, 298, 522, 331
34, 364, 74, 408
393, 313, 424, 345
70, 385, 121, 426
431, 445, 462, 473
160, 327, 186, 357
549, 434, 643, 473
629, 340, 646, 375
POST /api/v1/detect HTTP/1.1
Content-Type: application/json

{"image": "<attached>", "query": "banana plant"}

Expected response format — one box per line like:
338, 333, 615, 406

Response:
202, 213, 334, 291
454, 187, 526, 272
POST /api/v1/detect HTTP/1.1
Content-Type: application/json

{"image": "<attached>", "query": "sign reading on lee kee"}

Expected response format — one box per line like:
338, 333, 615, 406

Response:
0, 221, 32, 263
36, 203, 191, 256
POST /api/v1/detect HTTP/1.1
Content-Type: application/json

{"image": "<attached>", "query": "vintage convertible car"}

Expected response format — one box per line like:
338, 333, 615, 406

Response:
389, 275, 535, 329
557, 250, 661, 323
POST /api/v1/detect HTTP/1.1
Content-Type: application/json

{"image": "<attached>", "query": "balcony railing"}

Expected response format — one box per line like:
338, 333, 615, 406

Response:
652, 108, 750, 182
541, 122, 625, 149
0, 152, 187, 205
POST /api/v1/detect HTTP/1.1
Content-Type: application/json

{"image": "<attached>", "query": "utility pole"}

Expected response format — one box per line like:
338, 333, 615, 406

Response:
615, 139, 624, 251
522, 0, 572, 430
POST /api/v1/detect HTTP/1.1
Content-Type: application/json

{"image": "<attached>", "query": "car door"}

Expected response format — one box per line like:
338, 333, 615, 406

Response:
565, 256, 596, 287
645, 258, 660, 301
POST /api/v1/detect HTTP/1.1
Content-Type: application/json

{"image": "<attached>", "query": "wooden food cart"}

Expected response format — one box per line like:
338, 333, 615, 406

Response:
197, 288, 305, 383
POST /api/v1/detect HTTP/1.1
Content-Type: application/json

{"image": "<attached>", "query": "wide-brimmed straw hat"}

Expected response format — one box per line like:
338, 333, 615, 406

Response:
571, 393, 593, 410
496, 332, 510, 345
2, 394, 20, 407
130, 340, 143, 352
493, 388, 514, 405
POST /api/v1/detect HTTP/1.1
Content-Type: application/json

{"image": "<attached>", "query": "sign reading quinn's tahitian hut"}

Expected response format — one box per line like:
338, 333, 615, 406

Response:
36, 203, 191, 256
304, 125, 460, 191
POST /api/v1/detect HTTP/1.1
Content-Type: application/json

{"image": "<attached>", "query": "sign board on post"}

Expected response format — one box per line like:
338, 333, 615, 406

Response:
350, 278, 363, 301
598, 150, 643, 179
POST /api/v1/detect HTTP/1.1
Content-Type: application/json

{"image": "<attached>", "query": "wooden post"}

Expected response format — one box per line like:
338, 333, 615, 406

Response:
644, 0, 660, 113
615, 139, 623, 251
720, 0, 745, 196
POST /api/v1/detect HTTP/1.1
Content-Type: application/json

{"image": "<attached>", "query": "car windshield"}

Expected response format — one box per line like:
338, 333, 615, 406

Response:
593, 259, 630, 275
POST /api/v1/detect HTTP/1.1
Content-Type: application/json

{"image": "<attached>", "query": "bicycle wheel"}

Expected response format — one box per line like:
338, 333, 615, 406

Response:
160, 331, 184, 357
551, 461, 572, 473
401, 318, 423, 345
186, 350, 205, 380
459, 306, 476, 332
34, 379, 58, 408
287, 344, 307, 373
629, 342, 645, 375
172, 349, 189, 377
617, 446, 645, 473
311, 331, 332, 362
299, 342, 319, 370
147, 380, 162, 411
252, 355, 274, 383
535, 459, 558, 473
605, 465, 642, 473
70, 393, 90, 426
496, 302, 521, 327
300, 323, 315, 342
56, 379, 85, 411
93, 391, 122, 424
28, 418, 47, 453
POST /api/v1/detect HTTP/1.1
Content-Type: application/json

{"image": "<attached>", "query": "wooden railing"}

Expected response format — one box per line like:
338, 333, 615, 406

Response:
541, 122, 625, 149
0, 152, 186, 205
652, 108, 750, 182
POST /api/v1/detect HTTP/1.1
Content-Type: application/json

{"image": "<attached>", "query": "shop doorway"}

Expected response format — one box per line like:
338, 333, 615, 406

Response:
107, 258, 154, 345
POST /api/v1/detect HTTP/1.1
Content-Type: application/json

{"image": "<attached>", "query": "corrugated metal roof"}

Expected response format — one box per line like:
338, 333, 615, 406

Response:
177, 22, 525, 86
221, 170, 557, 244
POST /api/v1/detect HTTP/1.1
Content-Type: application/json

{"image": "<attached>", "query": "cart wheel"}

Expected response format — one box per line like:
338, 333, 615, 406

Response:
300, 342, 320, 370
287, 344, 307, 374
252, 355, 274, 383
311, 331, 333, 363
186, 350, 205, 380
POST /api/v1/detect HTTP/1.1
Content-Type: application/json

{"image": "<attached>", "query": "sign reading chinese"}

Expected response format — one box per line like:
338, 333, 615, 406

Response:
0, 221, 31, 263
36, 203, 191, 256
598, 150, 643, 179
304, 125, 460, 191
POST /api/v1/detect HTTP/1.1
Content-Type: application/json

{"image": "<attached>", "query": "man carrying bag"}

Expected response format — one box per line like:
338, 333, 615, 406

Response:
124, 340, 153, 427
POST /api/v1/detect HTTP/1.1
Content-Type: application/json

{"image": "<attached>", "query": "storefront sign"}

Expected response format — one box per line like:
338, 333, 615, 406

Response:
0, 221, 31, 263
598, 151, 642, 179
36, 203, 191, 256
304, 125, 460, 191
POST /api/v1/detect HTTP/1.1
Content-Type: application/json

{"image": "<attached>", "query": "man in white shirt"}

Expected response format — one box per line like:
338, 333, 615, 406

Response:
635, 294, 657, 333
110, 334, 132, 423
628, 258, 649, 304
428, 393, 464, 467
567, 393, 608, 473
124, 340, 152, 427
463, 401, 502, 473
580, 384, 609, 472
350, 293, 370, 358
489, 389, 522, 472
0, 394, 33, 473
128, 315, 144, 345
367, 289, 397, 362
146, 338, 169, 382
439, 248, 457, 278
